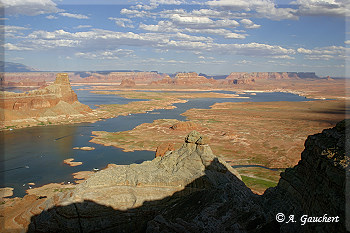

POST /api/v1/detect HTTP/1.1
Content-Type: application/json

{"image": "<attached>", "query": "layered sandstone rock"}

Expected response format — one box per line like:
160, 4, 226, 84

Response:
170, 121, 199, 131
0, 73, 91, 125
120, 78, 136, 87
80, 72, 164, 84
27, 131, 246, 232
150, 72, 217, 86
2, 72, 82, 83
224, 72, 320, 85
155, 142, 175, 157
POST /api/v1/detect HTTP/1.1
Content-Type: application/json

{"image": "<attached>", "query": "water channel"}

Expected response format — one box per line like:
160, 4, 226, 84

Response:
0, 87, 312, 197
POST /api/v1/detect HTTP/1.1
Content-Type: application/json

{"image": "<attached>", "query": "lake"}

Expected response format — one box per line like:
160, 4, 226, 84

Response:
0, 87, 312, 197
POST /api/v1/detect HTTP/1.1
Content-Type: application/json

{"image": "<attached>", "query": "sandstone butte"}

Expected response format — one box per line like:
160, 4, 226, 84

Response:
148, 71, 324, 87
0, 73, 92, 129
1, 121, 348, 233
150, 72, 218, 86
78, 71, 165, 84
119, 78, 136, 87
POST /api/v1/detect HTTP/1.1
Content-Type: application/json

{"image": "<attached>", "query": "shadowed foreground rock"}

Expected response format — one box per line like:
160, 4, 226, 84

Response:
27, 122, 349, 232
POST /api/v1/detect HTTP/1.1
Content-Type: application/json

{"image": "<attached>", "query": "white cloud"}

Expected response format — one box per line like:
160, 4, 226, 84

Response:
271, 55, 295, 59
140, 21, 246, 38
59, 12, 89, 19
345, 40, 350, 45
206, 0, 298, 20
238, 59, 252, 64
75, 25, 93, 29
304, 54, 334, 60
120, 9, 153, 18
4, 43, 33, 51
46, 15, 57, 19
75, 49, 134, 60
12, 28, 296, 59
240, 19, 261, 29
109, 17, 134, 28
150, 0, 185, 5
297, 46, 346, 55
217, 43, 295, 56
292, 0, 350, 17
170, 14, 239, 28
2, 0, 60, 16
1, 25, 30, 38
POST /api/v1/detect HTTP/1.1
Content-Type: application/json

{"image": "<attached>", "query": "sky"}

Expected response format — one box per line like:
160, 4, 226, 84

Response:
1, 0, 349, 76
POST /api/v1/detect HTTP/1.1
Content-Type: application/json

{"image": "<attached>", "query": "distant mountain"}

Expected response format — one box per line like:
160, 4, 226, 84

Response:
1, 62, 38, 72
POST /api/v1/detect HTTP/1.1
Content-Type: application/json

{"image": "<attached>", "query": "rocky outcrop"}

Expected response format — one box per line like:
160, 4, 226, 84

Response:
2, 72, 82, 83
170, 121, 199, 131
120, 78, 136, 87
14, 122, 350, 232
150, 72, 218, 86
1, 79, 47, 88
28, 131, 249, 232
155, 142, 175, 158
224, 72, 319, 85
262, 119, 349, 233
80, 72, 164, 84
0, 73, 91, 125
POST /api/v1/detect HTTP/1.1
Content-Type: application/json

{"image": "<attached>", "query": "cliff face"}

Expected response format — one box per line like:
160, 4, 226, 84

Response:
263, 119, 349, 233
150, 72, 218, 86
120, 78, 136, 87
224, 72, 319, 85
15, 122, 350, 232
80, 72, 165, 84
0, 73, 91, 125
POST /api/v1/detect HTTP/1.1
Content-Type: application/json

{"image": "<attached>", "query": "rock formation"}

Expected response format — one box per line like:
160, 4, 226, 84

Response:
224, 72, 320, 85
262, 119, 349, 233
155, 142, 175, 157
150, 72, 218, 86
6, 121, 348, 232
120, 78, 136, 87
0, 73, 91, 127
170, 121, 199, 131
80, 72, 165, 84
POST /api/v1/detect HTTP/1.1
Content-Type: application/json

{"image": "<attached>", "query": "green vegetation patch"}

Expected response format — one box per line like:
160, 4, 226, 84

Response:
241, 175, 278, 191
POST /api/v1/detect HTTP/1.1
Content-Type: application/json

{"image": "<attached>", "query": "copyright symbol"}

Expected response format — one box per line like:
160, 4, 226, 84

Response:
276, 213, 285, 223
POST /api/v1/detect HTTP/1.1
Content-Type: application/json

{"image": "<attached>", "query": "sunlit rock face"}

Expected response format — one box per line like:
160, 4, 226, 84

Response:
0, 73, 91, 122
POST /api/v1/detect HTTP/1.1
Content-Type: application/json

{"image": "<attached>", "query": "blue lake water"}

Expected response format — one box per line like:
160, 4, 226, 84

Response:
0, 87, 313, 197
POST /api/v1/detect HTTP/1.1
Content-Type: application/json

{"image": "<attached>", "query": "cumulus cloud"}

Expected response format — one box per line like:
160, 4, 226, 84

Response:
109, 17, 134, 28
0, 25, 30, 38
46, 15, 57, 19
75, 25, 93, 29
120, 9, 153, 18
150, 0, 185, 5
140, 21, 246, 38
304, 54, 334, 60
170, 14, 239, 29
75, 49, 134, 60
2, 0, 60, 16
292, 0, 350, 17
59, 12, 89, 19
4, 43, 33, 51
206, 0, 298, 20
216, 42, 296, 56
240, 19, 261, 29
345, 40, 350, 45
14, 28, 294, 58
297, 46, 346, 55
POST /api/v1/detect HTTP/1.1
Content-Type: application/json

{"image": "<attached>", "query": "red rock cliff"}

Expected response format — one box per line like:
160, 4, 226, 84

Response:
0, 73, 91, 124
